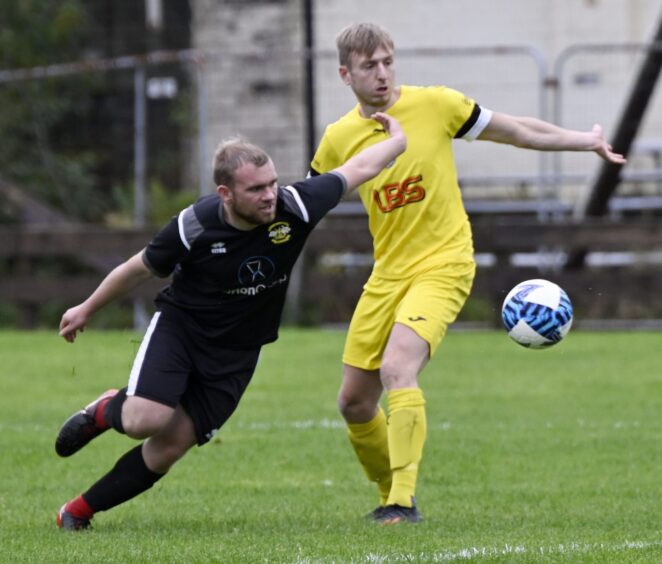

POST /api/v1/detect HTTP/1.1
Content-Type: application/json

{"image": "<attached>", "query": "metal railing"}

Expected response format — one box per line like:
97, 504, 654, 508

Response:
0, 49, 214, 224
2, 42, 662, 222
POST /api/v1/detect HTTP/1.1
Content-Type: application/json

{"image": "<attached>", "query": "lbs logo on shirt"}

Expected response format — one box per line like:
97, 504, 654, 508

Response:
373, 174, 425, 213
268, 221, 292, 244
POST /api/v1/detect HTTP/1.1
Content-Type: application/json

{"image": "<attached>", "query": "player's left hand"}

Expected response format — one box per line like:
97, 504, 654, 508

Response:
591, 124, 627, 164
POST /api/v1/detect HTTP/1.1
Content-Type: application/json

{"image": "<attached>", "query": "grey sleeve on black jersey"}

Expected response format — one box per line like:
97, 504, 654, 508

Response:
326, 170, 348, 195
177, 205, 204, 249
143, 204, 202, 278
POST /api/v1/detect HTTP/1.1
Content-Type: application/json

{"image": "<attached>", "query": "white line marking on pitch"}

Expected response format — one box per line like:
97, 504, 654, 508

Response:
354, 539, 662, 562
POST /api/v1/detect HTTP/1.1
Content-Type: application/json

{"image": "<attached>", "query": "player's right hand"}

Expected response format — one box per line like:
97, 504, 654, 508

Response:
371, 112, 404, 140
59, 304, 89, 343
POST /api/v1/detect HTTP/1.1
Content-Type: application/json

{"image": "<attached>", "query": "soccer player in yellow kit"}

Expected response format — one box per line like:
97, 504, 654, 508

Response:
309, 22, 626, 524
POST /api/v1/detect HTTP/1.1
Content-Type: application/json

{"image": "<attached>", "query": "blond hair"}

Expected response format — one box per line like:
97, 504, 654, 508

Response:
212, 138, 270, 187
335, 23, 394, 68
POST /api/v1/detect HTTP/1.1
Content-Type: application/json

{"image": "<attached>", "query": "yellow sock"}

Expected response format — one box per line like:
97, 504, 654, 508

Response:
347, 407, 392, 506
386, 388, 426, 507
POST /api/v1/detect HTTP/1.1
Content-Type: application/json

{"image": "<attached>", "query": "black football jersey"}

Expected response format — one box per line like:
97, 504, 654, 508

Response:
142, 172, 346, 347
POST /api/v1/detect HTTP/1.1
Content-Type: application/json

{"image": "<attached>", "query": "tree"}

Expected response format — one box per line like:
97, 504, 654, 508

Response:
0, 0, 106, 221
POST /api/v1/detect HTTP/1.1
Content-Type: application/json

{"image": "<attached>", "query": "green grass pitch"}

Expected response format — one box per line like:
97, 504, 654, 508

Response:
1, 328, 661, 563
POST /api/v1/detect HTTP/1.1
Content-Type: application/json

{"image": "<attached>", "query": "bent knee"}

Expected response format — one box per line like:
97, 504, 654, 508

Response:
338, 391, 378, 423
122, 399, 174, 439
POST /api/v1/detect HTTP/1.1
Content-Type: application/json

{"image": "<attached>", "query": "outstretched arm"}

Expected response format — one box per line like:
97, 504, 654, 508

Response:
59, 250, 154, 343
334, 112, 407, 193
478, 112, 626, 164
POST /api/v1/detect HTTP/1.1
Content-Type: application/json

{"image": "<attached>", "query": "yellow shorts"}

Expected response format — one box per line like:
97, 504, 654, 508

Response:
342, 259, 476, 371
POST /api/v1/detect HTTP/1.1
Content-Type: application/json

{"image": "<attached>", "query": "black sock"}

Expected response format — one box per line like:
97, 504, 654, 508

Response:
103, 387, 128, 434
82, 444, 164, 513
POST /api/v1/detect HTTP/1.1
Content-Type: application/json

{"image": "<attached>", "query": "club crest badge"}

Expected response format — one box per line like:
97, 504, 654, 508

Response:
268, 221, 292, 244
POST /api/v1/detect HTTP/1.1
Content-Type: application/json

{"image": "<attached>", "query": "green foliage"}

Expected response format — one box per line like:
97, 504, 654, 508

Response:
0, 1, 104, 221
0, 1, 87, 67
2, 329, 662, 562
1, 2, 195, 225
147, 181, 198, 225
107, 180, 198, 227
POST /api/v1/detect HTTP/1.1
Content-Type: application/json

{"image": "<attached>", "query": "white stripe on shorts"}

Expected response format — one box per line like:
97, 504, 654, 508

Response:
127, 311, 161, 396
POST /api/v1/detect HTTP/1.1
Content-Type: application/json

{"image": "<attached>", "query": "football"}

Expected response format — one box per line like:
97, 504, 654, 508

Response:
501, 279, 573, 349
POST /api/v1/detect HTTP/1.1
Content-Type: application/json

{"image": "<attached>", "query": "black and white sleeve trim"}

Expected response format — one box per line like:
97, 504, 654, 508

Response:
282, 185, 310, 223
454, 104, 493, 141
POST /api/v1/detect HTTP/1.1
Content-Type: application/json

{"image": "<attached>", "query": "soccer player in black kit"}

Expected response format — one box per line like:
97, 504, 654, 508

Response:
54, 112, 406, 530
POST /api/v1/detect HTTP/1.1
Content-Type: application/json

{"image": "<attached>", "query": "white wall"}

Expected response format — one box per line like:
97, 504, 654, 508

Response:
192, 0, 305, 188
313, 0, 662, 200
315, 0, 658, 54
191, 1, 661, 198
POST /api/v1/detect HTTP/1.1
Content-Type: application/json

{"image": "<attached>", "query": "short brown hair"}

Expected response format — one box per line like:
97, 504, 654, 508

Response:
213, 138, 270, 187
336, 23, 394, 68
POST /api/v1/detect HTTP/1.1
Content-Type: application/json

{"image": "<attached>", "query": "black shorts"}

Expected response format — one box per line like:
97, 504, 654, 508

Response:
126, 310, 260, 445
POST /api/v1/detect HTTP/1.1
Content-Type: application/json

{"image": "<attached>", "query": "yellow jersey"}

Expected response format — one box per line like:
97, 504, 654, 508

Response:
311, 85, 491, 279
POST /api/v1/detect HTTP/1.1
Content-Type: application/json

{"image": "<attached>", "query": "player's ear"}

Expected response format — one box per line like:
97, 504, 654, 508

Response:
217, 184, 232, 202
339, 65, 351, 85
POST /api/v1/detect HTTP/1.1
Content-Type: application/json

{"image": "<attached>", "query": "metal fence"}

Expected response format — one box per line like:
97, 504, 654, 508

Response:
2, 41, 662, 327
0, 50, 210, 228
2, 41, 661, 224
552, 42, 662, 218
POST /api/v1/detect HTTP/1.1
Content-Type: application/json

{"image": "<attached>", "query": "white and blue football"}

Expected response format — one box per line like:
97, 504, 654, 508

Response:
501, 279, 573, 349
